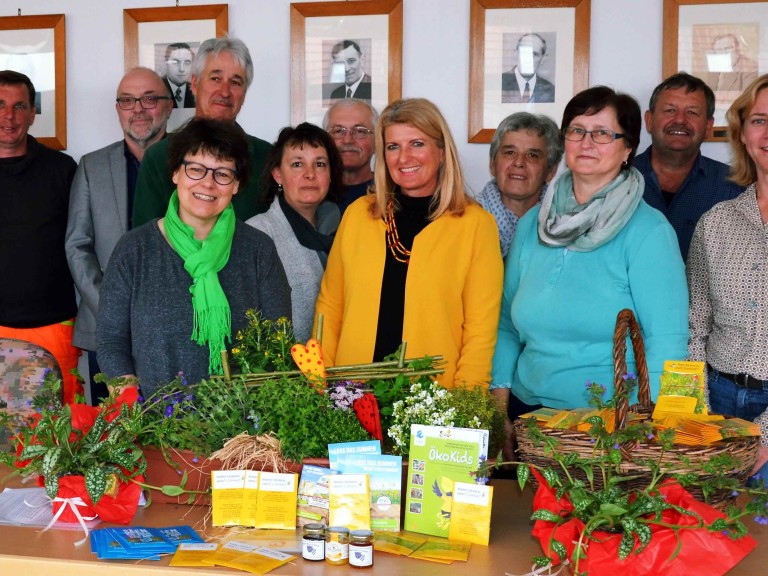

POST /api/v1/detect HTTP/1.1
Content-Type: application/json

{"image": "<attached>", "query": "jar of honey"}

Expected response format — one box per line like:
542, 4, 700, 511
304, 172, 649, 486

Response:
325, 526, 349, 565
349, 529, 374, 568
301, 523, 326, 561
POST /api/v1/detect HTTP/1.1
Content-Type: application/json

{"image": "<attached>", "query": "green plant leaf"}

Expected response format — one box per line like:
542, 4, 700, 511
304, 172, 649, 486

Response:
85, 467, 107, 505
618, 529, 635, 559
45, 475, 59, 500
599, 502, 628, 516
19, 444, 49, 460
517, 463, 530, 490
531, 509, 562, 522
52, 411, 73, 442
111, 450, 138, 471
633, 522, 652, 553
161, 485, 186, 496
83, 414, 106, 446
550, 539, 568, 562
41, 446, 62, 480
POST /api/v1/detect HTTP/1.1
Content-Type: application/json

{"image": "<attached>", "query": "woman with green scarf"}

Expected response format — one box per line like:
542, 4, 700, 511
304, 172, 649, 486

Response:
490, 86, 689, 428
97, 118, 291, 397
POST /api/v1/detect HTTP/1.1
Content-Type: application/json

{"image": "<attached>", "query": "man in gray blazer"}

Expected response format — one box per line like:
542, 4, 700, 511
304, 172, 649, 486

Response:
65, 67, 172, 402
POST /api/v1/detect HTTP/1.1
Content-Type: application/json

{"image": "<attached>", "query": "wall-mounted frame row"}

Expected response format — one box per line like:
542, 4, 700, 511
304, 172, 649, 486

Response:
0, 0, 762, 149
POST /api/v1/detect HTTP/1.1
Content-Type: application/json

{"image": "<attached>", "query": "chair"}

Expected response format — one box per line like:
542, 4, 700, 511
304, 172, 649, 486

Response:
0, 338, 62, 448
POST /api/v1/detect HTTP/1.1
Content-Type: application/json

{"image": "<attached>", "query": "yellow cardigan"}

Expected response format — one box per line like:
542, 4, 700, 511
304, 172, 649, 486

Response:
314, 196, 503, 389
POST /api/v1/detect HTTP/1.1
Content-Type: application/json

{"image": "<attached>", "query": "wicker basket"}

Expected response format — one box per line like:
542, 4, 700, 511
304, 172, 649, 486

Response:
514, 308, 759, 508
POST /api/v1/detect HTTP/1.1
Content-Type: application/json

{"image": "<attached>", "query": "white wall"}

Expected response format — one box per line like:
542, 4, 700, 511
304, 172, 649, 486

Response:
0, 0, 732, 193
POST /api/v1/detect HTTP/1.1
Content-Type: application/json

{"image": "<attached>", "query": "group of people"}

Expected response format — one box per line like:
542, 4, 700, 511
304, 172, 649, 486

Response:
1, 35, 767, 480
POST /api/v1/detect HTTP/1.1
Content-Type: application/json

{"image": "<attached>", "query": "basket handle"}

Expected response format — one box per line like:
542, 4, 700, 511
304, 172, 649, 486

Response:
613, 309, 651, 432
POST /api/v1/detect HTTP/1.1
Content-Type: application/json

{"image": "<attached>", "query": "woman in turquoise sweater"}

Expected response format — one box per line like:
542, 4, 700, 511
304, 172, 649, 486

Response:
490, 86, 689, 424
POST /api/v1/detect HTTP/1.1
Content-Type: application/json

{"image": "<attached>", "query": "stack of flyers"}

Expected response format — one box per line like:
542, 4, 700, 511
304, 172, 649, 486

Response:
90, 525, 204, 560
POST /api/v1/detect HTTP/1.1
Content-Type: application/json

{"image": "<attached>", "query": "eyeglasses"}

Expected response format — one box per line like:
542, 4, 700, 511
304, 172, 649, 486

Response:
166, 58, 193, 67
563, 126, 625, 144
116, 95, 171, 110
329, 126, 374, 140
180, 160, 238, 186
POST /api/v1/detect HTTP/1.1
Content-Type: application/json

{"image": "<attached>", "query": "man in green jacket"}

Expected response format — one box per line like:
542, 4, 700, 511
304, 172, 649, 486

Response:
132, 37, 271, 226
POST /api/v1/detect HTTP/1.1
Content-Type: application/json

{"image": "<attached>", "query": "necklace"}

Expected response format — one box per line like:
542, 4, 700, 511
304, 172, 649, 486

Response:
383, 199, 410, 263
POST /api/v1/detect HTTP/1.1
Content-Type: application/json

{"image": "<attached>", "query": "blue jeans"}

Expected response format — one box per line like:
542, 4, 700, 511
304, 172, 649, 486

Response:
708, 368, 768, 486
708, 367, 768, 421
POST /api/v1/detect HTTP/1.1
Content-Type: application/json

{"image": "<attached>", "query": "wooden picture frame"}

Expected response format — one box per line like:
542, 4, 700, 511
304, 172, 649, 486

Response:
0, 14, 67, 149
290, 0, 402, 125
468, 0, 590, 143
663, 0, 768, 142
124, 4, 227, 125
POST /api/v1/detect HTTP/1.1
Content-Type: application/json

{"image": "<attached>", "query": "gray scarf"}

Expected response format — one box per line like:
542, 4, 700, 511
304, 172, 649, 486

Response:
476, 180, 525, 258
537, 167, 644, 252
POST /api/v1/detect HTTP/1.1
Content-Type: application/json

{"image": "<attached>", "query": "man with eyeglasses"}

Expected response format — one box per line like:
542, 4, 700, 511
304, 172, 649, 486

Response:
0, 70, 80, 403
66, 67, 172, 402
323, 98, 378, 211
634, 72, 743, 260
163, 42, 196, 109
132, 37, 272, 227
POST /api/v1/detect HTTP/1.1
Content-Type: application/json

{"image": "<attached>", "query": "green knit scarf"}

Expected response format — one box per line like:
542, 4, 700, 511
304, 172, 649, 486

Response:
164, 190, 234, 375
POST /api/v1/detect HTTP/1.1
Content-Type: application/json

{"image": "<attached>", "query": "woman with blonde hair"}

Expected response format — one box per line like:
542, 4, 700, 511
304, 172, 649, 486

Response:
688, 74, 768, 483
315, 98, 503, 388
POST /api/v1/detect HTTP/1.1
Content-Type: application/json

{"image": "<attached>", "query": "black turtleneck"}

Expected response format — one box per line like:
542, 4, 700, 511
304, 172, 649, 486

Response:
373, 192, 432, 361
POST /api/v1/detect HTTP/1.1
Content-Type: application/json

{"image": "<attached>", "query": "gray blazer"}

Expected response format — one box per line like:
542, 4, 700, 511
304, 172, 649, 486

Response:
246, 200, 339, 343
65, 141, 129, 351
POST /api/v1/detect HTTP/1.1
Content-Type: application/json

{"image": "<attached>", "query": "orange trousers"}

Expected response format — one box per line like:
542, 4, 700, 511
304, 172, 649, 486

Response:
0, 320, 83, 404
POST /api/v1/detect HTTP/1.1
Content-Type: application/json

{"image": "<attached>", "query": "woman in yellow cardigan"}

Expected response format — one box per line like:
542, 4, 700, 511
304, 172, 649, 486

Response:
314, 98, 503, 388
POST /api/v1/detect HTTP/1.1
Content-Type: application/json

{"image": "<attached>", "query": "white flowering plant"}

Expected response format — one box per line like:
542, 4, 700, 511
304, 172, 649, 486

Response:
387, 379, 503, 456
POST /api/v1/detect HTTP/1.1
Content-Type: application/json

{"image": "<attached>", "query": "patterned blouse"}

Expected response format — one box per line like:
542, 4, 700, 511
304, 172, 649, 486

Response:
687, 184, 768, 445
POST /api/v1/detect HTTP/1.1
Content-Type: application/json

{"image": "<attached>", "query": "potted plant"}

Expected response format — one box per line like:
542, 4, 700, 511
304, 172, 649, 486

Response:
0, 372, 146, 525
476, 378, 767, 576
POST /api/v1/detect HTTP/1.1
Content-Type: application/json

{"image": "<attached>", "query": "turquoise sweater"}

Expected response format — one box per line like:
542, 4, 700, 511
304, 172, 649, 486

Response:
490, 201, 689, 408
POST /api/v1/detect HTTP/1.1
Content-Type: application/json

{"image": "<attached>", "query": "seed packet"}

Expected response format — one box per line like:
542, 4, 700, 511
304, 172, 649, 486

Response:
253, 472, 298, 529
169, 542, 218, 566
448, 482, 493, 545
212, 470, 246, 526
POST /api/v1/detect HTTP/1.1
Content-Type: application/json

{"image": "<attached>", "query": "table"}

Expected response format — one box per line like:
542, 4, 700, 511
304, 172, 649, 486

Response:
0, 469, 765, 575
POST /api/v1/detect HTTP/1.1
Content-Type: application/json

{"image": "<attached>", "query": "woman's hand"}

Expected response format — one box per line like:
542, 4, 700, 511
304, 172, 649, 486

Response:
750, 444, 768, 477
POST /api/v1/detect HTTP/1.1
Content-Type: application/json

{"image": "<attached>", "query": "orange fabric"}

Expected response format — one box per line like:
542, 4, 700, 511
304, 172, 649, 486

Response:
0, 321, 83, 404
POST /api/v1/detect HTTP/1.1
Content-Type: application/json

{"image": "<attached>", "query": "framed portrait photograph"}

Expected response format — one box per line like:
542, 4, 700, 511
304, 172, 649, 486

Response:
0, 14, 66, 149
290, 0, 402, 126
124, 4, 228, 125
468, 0, 590, 143
663, 0, 768, 141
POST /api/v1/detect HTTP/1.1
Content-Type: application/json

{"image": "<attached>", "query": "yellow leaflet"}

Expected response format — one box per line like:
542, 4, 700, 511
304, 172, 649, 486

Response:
329, 474, 371, 530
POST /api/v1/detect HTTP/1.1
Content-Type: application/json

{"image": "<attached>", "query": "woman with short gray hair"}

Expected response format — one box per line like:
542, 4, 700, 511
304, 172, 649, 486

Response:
476, 112, 563, 257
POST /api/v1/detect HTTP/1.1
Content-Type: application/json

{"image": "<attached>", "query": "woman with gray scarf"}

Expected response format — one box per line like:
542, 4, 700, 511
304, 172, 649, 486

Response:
490, 87, 689, 436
